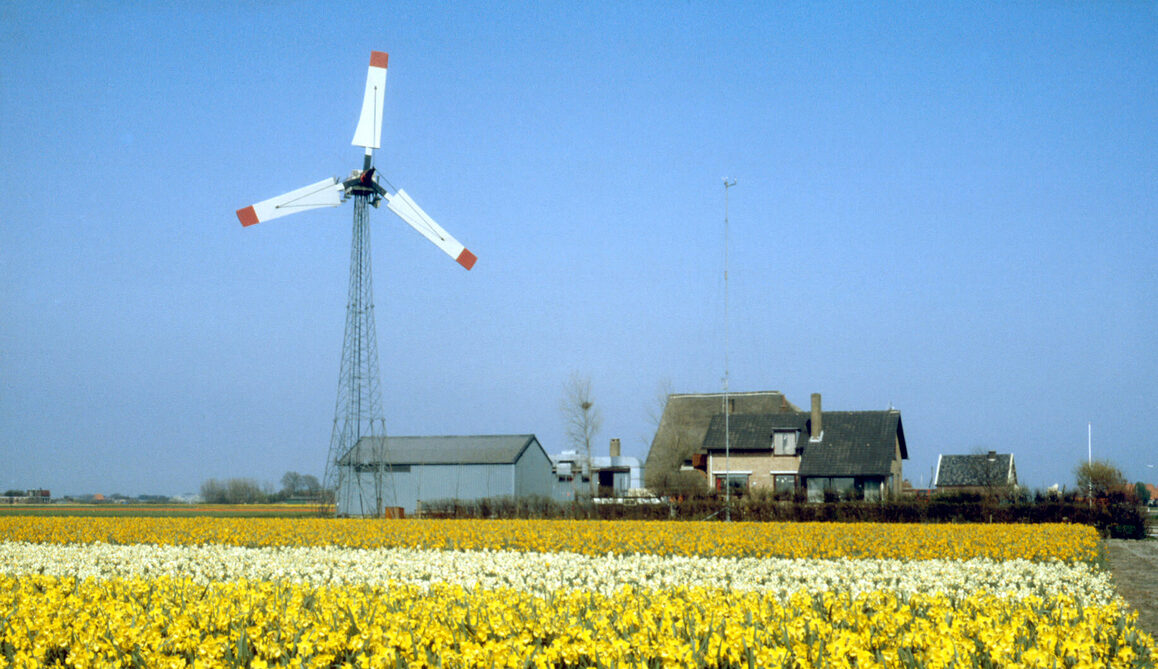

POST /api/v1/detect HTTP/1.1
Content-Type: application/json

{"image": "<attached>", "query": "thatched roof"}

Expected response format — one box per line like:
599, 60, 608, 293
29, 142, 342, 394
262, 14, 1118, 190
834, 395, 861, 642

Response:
643, 391, 798, 491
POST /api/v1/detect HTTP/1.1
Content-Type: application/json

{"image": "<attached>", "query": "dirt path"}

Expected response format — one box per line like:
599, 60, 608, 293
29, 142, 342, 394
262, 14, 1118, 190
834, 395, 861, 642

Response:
1105, 539, 1158, 638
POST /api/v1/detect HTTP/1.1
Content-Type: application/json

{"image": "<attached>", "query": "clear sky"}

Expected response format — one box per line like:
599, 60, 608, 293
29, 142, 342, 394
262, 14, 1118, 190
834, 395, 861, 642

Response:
2, 2, 1155, 497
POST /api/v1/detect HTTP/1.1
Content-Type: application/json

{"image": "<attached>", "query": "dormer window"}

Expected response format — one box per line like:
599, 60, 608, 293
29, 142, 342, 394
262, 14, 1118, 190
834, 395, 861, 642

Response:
772, 430, 798, 456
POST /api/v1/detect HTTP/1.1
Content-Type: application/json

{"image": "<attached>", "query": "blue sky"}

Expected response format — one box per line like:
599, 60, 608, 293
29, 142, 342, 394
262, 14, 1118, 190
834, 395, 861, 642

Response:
2, 2, 1155, 496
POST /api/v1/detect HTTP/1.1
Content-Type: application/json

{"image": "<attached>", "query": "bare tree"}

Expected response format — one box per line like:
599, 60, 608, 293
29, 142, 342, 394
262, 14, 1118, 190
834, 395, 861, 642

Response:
281, 471, 303, 496
299, 474, 321, 497
201, 478, 267, 504
280, 471, 323, 500
644, 378, 674, 444
1075, 459, 1127, 499
562, 373, 602, 498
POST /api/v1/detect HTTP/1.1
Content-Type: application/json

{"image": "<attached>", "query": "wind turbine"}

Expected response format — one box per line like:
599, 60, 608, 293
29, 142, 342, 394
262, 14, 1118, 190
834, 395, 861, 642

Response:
236, 51, 476, 516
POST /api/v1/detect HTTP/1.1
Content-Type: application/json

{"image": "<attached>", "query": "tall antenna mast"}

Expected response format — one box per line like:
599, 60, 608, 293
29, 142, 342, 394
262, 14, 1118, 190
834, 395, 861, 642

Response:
722, 177, 736, 521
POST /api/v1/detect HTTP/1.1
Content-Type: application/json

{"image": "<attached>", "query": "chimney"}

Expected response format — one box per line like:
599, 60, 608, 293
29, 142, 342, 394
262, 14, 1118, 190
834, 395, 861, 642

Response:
609, 438, 621, 458
810, 393, 823, 441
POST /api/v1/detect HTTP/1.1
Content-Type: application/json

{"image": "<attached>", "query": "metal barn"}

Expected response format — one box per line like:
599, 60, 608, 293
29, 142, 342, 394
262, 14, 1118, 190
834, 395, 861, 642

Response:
336, 434, 555, 516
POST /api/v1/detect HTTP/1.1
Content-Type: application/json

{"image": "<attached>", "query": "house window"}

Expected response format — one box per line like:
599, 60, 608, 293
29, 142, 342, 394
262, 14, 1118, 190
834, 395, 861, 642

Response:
805, 476, 884, 502
772, 430, 798, 456
714, 473, 749, 494
831, 477, 855, 493
773, 474, 795, 494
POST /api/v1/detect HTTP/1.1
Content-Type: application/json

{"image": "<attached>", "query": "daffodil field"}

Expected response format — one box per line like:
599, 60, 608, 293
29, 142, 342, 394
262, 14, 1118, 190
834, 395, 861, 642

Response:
0, 518, 1152, 668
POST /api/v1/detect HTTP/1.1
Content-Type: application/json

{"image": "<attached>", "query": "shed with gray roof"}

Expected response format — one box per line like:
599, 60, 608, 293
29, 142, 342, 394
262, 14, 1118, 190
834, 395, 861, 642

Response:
336, 434, 555, 516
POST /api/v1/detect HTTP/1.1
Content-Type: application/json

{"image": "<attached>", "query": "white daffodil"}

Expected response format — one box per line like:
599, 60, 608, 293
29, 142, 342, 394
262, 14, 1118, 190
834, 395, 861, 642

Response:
0, 541, 1118, 606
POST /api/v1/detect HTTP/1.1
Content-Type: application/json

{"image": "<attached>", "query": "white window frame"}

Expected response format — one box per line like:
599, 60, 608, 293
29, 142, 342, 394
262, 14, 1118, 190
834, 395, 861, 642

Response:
714, 471, 752, 492
770, 471, 796, 493
771, 430, 799, 456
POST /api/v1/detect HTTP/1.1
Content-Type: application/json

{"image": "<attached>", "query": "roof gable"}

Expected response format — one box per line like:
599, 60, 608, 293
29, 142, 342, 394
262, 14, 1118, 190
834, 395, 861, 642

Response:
701, 413, 811, 452
934, 453, 1016, 487
800, 411, 905, 477
340, 435, 541, 466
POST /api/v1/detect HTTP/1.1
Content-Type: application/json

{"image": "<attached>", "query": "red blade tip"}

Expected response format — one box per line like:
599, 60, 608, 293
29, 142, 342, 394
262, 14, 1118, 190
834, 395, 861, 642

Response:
237, 206, 259, 227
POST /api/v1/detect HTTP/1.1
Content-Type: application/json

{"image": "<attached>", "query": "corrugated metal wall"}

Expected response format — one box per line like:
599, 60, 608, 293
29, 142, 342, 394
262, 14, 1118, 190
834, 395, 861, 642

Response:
337, 439, 558, 515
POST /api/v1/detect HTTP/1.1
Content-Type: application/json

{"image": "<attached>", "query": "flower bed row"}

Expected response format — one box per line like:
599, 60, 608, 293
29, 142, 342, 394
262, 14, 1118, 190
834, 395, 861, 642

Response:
1, 575, 1151, 669
0, 542, 1118, 603
0, 518, 1148, 667
0, 517, 1102, 562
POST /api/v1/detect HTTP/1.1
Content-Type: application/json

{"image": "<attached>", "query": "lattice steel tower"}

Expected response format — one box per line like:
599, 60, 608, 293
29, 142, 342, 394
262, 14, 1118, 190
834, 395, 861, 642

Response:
323, 185, 388, 515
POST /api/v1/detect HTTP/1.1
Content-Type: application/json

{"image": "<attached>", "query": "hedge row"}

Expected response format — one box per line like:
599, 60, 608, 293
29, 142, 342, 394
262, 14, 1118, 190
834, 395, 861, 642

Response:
418, 491, 1150, 539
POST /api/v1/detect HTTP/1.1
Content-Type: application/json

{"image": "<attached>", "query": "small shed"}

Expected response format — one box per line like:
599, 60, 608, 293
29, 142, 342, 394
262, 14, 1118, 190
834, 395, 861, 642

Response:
337, 434, 555, 516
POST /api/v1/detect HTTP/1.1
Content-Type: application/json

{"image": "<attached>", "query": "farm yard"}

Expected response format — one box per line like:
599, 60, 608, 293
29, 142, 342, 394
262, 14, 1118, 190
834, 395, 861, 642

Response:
0, 517, 1153, 668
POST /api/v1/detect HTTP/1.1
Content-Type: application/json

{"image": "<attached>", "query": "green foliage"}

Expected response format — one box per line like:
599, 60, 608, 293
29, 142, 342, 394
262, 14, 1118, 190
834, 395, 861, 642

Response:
1134, 481, 1150, 505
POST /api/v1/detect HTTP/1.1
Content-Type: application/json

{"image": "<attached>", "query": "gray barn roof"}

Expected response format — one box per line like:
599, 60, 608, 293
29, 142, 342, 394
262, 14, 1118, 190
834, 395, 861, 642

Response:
339, 435, 542, 466
935, 453, 1017, 487
701, 410, 907, 478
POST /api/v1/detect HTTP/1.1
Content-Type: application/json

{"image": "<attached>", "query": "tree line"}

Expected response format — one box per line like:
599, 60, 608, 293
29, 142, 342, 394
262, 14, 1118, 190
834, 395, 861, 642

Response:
199, 471, 321, 504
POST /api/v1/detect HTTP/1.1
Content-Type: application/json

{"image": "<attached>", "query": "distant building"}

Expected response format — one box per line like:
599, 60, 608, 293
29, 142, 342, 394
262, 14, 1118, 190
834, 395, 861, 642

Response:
336, 434, 556, 516
1, 489, 51, 504
552, 439, 644, 500
934, 452, 1018, 493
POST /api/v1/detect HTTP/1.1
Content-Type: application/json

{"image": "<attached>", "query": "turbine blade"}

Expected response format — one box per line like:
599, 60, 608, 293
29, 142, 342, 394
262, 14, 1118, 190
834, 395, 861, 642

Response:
236, 178, 342, 226
386, 189, 476, 270
352, 51, 388, 150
